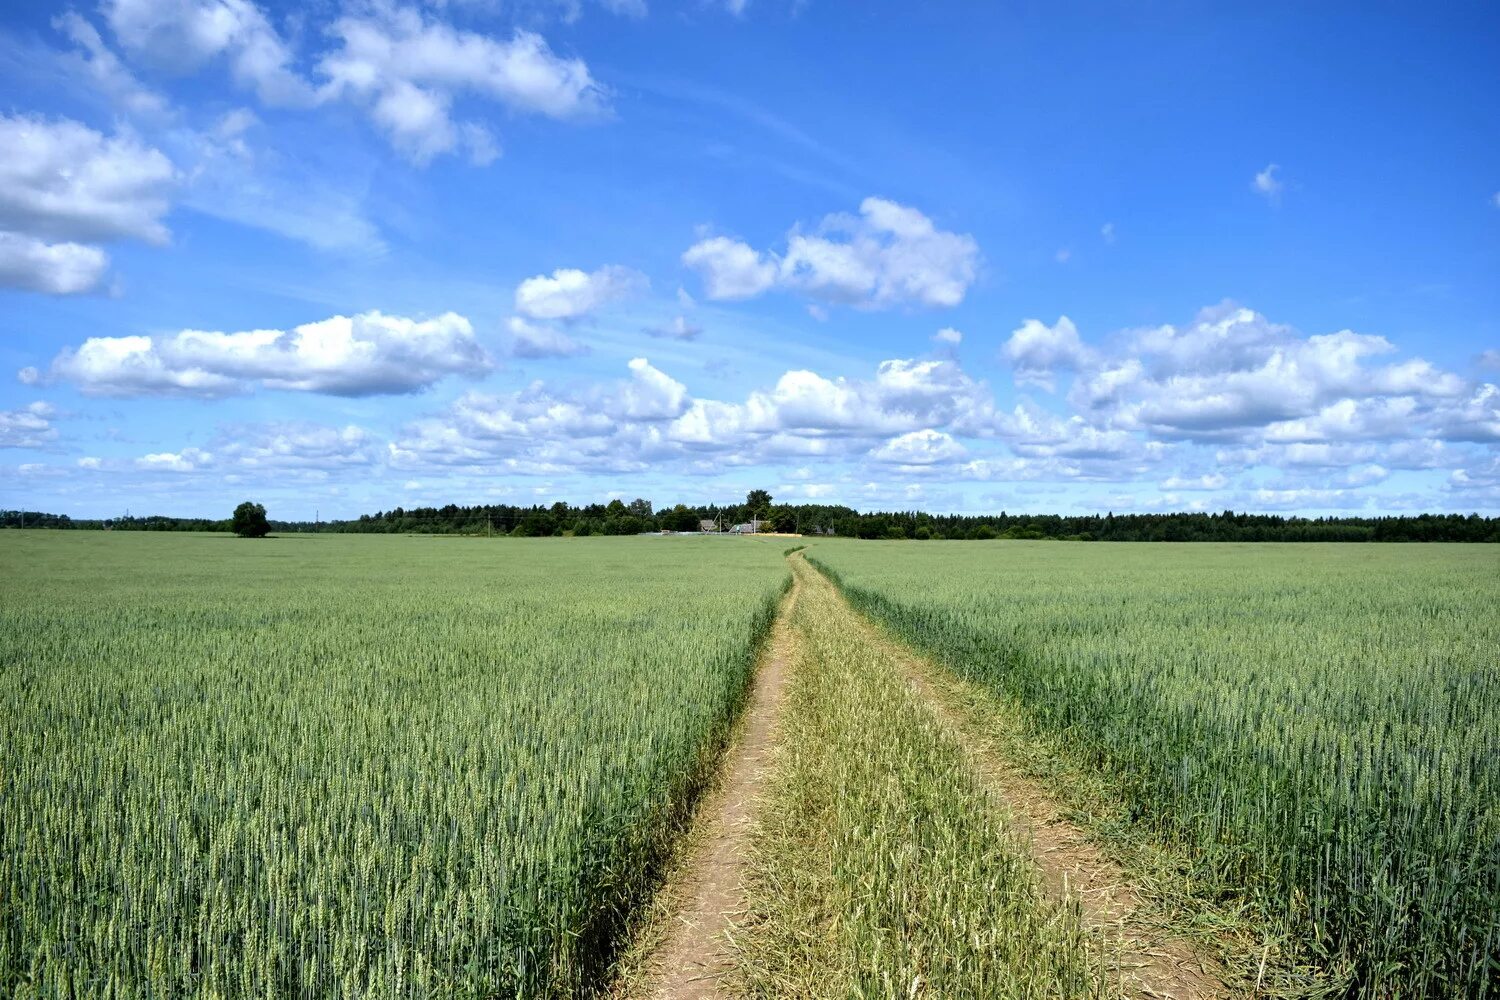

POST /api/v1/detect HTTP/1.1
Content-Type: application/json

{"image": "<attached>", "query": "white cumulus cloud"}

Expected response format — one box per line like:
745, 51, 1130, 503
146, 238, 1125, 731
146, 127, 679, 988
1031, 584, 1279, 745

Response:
317, 7, 606, 163
0, 114, 177, 294
514, 265, 645, 320
43, 310, 490, 397
103, 0, 315, 106
680, 237, 776, 300
1050, 304, 1476, 448
383, 353, 998, 477
0, 402, 59, 448
616, 358, 689, 420
136, 447, 213, 472
0, 234, 109, 295
995, 401, 1142, 461
1435, 383, 1500, 443
683, 197, 979, 310
1263, 397, 1422, 443
869, 429, 966, 466
1001, 316, 1091, 390
92, 1, 605, 164
108, 299, 1480, 513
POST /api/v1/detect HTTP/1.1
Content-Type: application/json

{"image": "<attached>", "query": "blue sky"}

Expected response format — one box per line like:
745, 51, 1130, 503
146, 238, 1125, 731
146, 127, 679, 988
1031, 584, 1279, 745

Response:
1, 0, 1497, 520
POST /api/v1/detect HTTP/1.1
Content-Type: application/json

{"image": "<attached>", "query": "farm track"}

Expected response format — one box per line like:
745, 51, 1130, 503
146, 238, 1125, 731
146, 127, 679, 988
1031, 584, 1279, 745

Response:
637, 551, 1228, 998
635, 567, 804, 999
798, 555, 1230, 1000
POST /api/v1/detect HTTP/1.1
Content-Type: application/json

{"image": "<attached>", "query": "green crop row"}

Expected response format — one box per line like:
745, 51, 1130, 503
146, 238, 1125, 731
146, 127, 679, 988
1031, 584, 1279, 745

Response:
0, 532, 789, 998
808, 541, 1499, 998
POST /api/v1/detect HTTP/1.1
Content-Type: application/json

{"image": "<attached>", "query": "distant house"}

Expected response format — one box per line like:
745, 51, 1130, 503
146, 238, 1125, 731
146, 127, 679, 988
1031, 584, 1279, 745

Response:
699, 520, 718, 533
729, 522, 756, 534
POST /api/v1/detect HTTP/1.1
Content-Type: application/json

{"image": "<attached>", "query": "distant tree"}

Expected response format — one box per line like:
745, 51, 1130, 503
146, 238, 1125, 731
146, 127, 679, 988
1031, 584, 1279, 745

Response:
515, 512, 555, 537
627, 498, 654, 518
746, 489, 773, 514
664, 504, 698, 531
232, 501, 270, 538
606, 499, 627, 517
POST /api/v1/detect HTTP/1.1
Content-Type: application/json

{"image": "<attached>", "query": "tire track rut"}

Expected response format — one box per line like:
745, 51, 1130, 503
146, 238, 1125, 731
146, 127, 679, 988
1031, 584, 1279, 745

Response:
637, 570, 802, 999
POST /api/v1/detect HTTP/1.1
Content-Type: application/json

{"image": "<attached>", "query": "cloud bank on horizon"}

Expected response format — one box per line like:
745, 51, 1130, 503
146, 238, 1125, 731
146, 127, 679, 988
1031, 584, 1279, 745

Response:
1, 0, 1496, 518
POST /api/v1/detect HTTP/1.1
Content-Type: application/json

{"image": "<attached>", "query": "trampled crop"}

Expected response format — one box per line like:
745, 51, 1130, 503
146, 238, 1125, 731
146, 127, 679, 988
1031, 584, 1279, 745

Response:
0, 532, 788, 998
810, 541, 1500, 997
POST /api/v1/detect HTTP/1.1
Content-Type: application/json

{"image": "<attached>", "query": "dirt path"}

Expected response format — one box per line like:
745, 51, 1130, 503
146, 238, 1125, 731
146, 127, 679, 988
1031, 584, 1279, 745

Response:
798, 556, 1230, 1000
636, 570, 802, 1000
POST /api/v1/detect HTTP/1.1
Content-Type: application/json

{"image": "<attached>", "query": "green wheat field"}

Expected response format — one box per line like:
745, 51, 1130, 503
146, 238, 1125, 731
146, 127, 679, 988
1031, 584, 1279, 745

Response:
2, 533, 1496, 998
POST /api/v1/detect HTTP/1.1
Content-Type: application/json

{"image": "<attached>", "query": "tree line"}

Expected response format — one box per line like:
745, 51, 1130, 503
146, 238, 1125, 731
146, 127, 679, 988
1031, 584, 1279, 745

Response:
5, 499, 1497, 542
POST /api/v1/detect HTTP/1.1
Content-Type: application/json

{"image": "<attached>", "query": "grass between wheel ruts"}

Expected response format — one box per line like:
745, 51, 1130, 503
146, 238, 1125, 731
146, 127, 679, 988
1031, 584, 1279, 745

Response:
735, 556, 1102, 999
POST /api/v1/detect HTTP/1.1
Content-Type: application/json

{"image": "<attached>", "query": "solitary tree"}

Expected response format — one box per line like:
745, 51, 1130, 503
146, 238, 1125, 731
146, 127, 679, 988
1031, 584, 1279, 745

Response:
232, 501, 270, 538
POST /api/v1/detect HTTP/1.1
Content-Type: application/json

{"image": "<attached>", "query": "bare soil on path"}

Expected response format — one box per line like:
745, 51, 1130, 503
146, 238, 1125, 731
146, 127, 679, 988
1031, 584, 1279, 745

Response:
634, 572, 802, 1000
